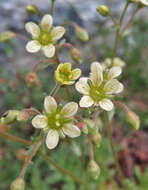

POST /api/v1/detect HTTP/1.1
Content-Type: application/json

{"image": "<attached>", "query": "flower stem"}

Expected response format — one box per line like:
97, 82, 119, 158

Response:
20, 140, 41, 178
112, 1, 129, 60
87, 137, 94, 160
38, 151, 89, 190
104, 111, 124, 183
32, 58, 55, 72
50, 0, 56, 16
120, 6, 139, 36
50, 83, 60, 97
0, 130, 32, 146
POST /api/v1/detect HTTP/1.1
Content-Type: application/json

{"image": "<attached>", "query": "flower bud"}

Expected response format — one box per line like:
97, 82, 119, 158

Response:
91, 132, 102, 148
74, 25, 89, 42
26, 72, 40, 88
26, 5, 39, 15
0, 110, 20, 124
88, 160, 100, 180
96, 5, 110, 17
84, 119, 97, 135
127, 111, 140, 130
71, 48, 83, 64
0, 31, 16, 43
11, 178, 25, 190
17, 149, 27, 162
16, 111, 30, 121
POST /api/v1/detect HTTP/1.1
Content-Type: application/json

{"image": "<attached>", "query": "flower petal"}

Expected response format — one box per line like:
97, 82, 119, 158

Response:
104, 79, 123, 94
79, 96, 94, 108
25, 22, 40, 38
108, 66, 122, 79
46, 130, 59, 149
71, 69, 81, 80
75, 77, 90, 95
99, 99, 113, 111
42, 44, 55, 58
44, 96, 57, 113
90, 62, 103, 87
26, 40, 41, 53
63, 124, 81, 138
41, 14, 53, 31
61, 102, 78, 117
51, 26, 65, 41
32, 114, 47, 128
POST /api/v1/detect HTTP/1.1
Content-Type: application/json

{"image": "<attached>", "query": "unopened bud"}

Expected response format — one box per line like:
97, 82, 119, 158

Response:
16, 111, 30, 121
127, 111, 140, 130
0, 31, 16, 43
84, 119, 97, 135
11, 178, 25, 190
91, 132, 102, 148
97, 5, 110, 17
88, 160, 100, 180
0, 110, 20, 124
74, 25, 89, 42
71, 48, 83, 64
26, 5, 39, 15
17, 149, 27, 162
26, 72, 40, 88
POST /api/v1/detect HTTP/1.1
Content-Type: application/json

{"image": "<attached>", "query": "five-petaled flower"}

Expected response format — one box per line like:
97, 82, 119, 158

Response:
55, 62, 81, 85
25, 14, 65, 58
32, 96, 81, 149
75, 62, 124, 111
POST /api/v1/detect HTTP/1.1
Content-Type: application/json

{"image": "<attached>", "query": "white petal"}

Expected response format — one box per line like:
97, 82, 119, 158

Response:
26, 40, 41, 53
44, 96, 57, 113
108, 67, 122, 79
141, 0, 148, 6
61, 102, 78, 117
99, 99, 113, 111
46, 130, 59, 149
63, 124, 81, 138
51, 26, 65, 41
25, 22, 40, 38
90, 62, 103, 87
32, 115, 47, 128
79, 96, 94, 108
114, 82, 124, 94
42, 44, 55, 58
41, 14, 53, 31
75, 77, 90, 95
104, 79, 123, 94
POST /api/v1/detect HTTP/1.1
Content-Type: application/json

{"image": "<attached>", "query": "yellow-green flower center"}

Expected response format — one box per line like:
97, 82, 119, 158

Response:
44, 108, 71, 130
36, 27, 54, 46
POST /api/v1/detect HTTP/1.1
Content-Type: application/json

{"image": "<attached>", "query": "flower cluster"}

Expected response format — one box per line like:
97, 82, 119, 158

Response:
32, 96, 81, 149
25, 14, 65, 58
76, 62, 123, 111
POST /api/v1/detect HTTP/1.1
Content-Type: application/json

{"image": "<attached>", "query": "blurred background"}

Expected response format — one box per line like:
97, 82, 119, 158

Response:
0, 0, 148, 189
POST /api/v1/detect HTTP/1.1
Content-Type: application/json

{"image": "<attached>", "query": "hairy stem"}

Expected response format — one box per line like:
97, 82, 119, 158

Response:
39, 151, 89, 190
112, 1, 129, 60
20, 140, 41, 178
50, 0, 56, 16
0, 130, 32, 146
104, 111, 124, 183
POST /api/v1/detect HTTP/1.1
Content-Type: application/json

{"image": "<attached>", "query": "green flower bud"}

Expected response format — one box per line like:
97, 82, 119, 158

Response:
0, 110, 20, 124
88, 160, 100, 180
96, 5, 110, 17
74, 25, 89, 42
0, 31, 16, 43
11, 178, 25, 190
127, 111, 140, 130
91, 132, 102, 148
26, 5, 39, 15
84, 119, 98, 135
71, 48, 83, 64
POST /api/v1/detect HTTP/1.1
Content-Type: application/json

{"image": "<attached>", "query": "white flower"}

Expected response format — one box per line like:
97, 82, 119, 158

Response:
75, 62, 124, 111
25, 14, 65, 58
130, 0, 148, 5
32, 96, 80, 149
